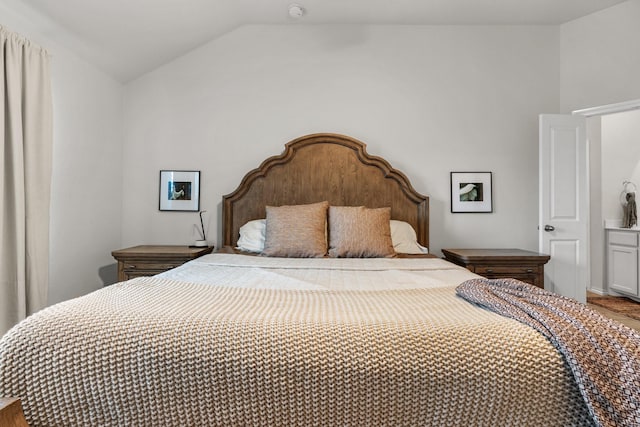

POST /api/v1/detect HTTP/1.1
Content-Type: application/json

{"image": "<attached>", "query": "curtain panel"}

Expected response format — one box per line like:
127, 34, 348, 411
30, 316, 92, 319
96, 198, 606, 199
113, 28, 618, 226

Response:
0, 26, 53, 335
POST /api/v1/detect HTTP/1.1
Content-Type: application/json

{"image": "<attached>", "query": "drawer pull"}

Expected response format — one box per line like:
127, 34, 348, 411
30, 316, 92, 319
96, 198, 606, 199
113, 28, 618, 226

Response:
486, 269, 493, 273
526, 269, 533, 273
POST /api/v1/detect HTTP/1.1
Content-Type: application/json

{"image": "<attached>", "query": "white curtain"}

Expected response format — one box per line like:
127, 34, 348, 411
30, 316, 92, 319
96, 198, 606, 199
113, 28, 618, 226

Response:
0, 26, 53, 336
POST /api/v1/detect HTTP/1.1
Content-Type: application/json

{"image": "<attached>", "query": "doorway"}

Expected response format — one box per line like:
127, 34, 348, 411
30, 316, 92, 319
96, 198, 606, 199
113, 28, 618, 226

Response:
573, 99, 640, 295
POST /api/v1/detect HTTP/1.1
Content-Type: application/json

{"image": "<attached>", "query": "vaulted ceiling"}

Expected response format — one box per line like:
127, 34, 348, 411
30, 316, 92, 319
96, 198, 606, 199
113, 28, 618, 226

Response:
1, 0, 627, 82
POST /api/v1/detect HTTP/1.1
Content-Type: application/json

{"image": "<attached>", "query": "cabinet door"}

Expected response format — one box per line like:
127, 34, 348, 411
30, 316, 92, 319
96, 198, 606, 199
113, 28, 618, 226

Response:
608, 244, 638, 295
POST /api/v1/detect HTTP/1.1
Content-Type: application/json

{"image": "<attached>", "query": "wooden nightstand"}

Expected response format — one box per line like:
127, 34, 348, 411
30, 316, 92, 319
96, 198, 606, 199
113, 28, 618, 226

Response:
442, 248, 550, 288
111, 245, 214, 282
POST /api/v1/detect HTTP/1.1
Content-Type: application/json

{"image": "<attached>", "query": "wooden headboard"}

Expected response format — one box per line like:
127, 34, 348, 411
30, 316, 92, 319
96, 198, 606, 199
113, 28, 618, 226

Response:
222, 133, 429, 249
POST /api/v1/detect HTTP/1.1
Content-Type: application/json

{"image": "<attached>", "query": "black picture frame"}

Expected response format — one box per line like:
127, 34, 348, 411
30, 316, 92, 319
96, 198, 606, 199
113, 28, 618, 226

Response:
450, 171, 493, 213
159, 170, 201, 211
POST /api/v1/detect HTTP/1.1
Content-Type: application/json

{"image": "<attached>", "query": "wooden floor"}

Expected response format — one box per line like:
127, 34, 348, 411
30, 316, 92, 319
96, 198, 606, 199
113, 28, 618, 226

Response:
0, 398, 29, 427
588, 303, 640, 332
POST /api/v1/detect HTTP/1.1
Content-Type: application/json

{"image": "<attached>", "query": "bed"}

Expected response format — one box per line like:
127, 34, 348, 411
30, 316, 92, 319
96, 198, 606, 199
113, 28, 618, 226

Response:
0, 133, 599, 426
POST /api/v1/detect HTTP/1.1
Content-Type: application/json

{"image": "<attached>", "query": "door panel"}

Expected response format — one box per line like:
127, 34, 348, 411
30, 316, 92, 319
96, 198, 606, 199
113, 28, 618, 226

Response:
547, 239, 581, 300
539, 114, 588, 303
550, 133, 578, 219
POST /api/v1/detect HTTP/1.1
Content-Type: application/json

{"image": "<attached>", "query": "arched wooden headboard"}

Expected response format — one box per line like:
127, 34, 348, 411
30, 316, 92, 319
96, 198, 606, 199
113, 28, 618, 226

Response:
222, 133, 429, 249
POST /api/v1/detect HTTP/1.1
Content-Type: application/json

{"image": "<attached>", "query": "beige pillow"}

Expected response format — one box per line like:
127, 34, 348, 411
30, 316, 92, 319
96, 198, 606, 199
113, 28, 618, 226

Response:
263, 201, 329, 257
328, 206, 394, 258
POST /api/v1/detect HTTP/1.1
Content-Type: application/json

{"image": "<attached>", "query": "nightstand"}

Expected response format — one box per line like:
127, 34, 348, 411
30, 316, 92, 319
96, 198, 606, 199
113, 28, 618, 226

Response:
442, 248, 550, 288
111, 245, 214, 282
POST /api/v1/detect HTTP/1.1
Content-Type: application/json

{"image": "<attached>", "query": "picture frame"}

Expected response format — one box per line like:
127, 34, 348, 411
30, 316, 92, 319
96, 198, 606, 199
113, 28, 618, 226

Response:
159, 170, 200, 212
450, 172, 493, 213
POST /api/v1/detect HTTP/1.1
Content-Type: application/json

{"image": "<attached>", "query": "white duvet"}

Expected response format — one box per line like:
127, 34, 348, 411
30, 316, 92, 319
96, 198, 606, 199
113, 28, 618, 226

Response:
158, 253, 479, 291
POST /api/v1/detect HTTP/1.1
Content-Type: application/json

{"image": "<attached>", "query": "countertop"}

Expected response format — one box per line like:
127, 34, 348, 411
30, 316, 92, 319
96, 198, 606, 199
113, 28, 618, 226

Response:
604, 219, 640, 231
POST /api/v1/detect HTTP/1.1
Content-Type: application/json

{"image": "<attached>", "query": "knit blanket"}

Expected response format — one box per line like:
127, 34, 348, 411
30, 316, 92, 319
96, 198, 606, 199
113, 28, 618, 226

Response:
457, 278, 640, 427
1, 259, 594, 426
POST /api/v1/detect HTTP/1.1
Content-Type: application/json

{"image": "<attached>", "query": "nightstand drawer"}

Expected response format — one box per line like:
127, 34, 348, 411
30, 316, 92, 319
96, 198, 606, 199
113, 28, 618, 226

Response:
475, 268, 540, 287
122, 261, 184, 278
123, 261, 183, 271
476, 266, 537, 275
112, 245, 214, 282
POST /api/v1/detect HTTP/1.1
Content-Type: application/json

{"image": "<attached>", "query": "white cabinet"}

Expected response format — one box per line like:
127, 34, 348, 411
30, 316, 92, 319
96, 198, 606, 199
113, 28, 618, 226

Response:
607, 230, 639, 296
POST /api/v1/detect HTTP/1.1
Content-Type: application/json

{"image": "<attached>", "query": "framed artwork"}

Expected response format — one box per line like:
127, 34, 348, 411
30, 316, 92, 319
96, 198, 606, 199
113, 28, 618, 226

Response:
159, 170, 200, 211
450, 172, 493, 213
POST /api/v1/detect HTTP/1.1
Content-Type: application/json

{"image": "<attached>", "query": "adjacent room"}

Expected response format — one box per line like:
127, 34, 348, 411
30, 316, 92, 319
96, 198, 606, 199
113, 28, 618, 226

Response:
1, 0, 640, 425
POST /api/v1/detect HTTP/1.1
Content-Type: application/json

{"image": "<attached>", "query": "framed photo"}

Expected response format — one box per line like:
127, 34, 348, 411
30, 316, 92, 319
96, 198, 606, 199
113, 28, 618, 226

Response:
159, 170, 200, 211
450, 172, 493, 213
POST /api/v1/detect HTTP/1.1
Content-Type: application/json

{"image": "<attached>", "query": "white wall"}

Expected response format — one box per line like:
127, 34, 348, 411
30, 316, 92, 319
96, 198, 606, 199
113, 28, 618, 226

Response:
601, 109, 640, 222
587, 116, 605, 293
48, 52, 124, 302
560, 0, 640, 112
0, 2, 124, 303
123, 25, 559, 255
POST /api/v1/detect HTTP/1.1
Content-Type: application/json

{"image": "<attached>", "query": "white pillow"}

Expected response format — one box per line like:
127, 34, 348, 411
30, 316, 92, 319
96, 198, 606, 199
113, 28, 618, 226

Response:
237, 218, 428, 254
390, 220, 429, 254
236, 219, 266, 253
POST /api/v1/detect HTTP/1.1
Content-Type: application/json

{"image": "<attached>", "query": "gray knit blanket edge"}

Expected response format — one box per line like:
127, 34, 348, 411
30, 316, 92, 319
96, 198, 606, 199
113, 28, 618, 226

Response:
456, 278, 640, 427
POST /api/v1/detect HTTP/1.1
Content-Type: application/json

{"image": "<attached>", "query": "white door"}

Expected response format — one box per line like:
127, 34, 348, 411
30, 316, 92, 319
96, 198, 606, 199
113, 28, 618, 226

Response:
539, 114, 588, 303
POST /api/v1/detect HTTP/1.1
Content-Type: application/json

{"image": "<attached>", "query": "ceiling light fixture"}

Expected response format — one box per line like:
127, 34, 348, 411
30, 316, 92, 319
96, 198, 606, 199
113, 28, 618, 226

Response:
288, 4, 305, 19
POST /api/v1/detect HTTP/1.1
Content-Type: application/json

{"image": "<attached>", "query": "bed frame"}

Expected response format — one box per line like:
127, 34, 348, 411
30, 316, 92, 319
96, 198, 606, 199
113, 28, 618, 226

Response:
222, 133, 429, 249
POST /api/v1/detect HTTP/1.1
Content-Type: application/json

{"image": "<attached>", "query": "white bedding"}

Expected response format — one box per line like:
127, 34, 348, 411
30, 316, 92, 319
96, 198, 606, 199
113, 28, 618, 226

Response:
158, 253, 479, 291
